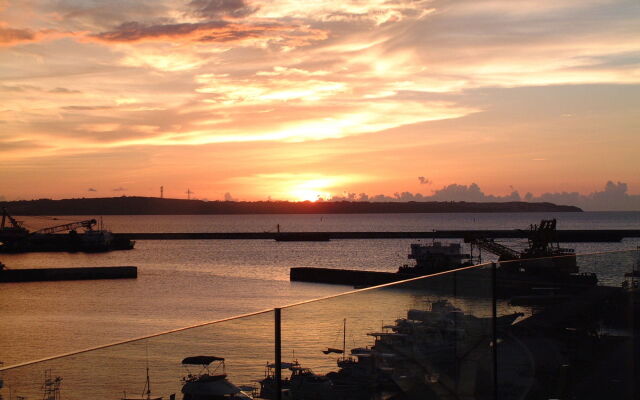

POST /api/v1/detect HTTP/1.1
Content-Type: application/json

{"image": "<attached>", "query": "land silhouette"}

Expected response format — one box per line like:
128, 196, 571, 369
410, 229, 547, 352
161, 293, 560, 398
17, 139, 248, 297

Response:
1, 196, 581, 215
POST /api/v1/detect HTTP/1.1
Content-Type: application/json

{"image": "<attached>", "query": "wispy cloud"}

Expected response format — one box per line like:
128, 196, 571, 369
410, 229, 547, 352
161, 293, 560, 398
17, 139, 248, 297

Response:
189, 0, 259, 19
1, 0, 638, 201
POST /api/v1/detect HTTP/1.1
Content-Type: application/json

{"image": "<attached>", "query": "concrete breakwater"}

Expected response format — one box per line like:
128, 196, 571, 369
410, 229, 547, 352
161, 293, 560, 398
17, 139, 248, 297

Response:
115, 229, 639, 242
0, 266, 137, 282
290, 267, 414, 286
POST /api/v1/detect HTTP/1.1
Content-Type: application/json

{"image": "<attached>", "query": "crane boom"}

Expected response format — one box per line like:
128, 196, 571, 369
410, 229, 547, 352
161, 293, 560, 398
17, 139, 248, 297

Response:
33, 219, 97, 235
469, 237, 521, 261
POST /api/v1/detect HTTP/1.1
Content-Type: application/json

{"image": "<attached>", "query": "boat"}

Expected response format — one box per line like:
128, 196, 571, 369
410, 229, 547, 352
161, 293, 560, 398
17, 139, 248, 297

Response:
0, 208, 30, 243
622, 249, 640, 292
323, 320, 400, 400
258, 360, 298, 399
291, 241, 474, 287
121, 364, 163, 400
41, 370, 62, 400
0, 208, 134, 253
469, 219, 580, 274
363, 300, 524, 398
397, 241, 472, 274
258, 359, 334, 400
181, 356, 252, 400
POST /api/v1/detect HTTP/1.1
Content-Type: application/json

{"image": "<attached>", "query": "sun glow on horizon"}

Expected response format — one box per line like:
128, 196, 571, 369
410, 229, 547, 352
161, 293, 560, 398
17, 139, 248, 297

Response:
286, 177, 340, 201
291, 189, 332, 202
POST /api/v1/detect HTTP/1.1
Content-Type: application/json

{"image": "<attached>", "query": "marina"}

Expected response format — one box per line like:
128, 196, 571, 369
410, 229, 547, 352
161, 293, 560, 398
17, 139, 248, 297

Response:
0, 213, 638, 400
1, 251, 637, 399
3, 0, 638, 397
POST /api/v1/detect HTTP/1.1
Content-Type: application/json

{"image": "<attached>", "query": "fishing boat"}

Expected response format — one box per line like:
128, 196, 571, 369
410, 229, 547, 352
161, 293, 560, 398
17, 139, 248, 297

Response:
181, 356, 252, 400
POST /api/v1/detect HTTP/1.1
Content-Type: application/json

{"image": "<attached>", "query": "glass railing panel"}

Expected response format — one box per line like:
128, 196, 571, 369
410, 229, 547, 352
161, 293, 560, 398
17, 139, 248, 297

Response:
1, 310, 274, 400
496, 249, 639, 400
2, 249, 636, 400
280, 262, 498, 400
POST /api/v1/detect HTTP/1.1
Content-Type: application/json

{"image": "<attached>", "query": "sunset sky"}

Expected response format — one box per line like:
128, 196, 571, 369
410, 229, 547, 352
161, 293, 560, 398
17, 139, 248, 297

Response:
1, 0, 638, 205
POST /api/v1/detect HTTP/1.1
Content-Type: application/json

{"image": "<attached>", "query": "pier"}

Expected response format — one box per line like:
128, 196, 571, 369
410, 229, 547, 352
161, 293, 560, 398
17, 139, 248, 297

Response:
114, 229, 640, 242
290, 267, 413, 286
0, 266, 138, 282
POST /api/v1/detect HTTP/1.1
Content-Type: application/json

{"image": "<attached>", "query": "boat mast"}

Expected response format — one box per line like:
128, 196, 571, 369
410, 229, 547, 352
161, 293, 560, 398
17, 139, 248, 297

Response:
144, 366, 151, 400
143, 344, 151, 400
342, 318, 346, 361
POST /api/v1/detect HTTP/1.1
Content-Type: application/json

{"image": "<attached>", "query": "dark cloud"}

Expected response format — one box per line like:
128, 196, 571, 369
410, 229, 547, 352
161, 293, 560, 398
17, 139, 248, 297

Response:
112, 187, 127, 192
62, 105, 114, 110
92, 21, 224, 42
90, 20, 326, 45
0, 140, 49, 152
533, 181, 640, 211
330, 181, 640, 211
189, 0, 258, 19
1, 85, 80, 94
50, 87, 81, 94
0, 27, 35, 45
44, 0, 167, 31
418, 176, 431, 185
0, 26, 68, 47
88, 188, 97, 192
0, 84, 41, 92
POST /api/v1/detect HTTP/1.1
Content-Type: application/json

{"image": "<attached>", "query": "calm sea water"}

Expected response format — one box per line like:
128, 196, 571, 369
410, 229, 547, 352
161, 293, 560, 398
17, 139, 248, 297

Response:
1, 212, 638, 386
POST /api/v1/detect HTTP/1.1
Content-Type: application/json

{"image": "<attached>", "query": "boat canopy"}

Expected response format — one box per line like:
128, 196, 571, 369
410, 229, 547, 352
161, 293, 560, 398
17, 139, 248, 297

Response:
182, 356, 224, 365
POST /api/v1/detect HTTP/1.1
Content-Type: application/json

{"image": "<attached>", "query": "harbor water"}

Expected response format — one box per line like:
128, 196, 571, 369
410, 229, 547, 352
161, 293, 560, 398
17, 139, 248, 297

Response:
1, 212, 639, 371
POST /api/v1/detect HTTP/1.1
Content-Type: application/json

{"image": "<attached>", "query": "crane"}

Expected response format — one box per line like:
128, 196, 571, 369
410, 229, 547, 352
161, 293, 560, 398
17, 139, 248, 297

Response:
1, 208, 30, 242
32, 219, 97, 235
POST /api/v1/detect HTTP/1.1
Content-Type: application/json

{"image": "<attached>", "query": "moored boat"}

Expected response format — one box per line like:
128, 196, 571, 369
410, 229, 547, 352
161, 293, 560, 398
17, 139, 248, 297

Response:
181, 356, 252, 400
0, 208, 134, 253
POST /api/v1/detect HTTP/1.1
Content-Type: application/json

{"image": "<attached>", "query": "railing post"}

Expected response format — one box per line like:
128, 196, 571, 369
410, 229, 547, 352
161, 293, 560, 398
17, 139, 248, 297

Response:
492, 262, 498, 400
275, 307, 282, 400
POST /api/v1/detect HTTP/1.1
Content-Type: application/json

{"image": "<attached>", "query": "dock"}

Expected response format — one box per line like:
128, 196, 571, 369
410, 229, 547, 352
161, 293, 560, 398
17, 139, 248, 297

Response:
115, 229, 640, 242
0, 266, 137, 282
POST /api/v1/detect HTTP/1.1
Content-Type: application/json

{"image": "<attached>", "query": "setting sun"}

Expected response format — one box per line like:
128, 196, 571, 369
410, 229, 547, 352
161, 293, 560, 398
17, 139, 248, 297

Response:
289, 178, 336, 201
0, 0, 637, 207
291, 189, 331, 202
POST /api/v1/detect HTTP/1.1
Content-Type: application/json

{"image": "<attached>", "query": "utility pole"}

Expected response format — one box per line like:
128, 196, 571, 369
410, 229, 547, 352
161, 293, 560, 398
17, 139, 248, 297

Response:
186, 188, 193, 200
160, 186, 164, 199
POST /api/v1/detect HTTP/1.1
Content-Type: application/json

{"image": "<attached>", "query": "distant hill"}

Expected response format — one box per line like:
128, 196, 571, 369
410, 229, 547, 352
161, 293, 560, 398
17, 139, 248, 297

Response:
1, 196, 582, 215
